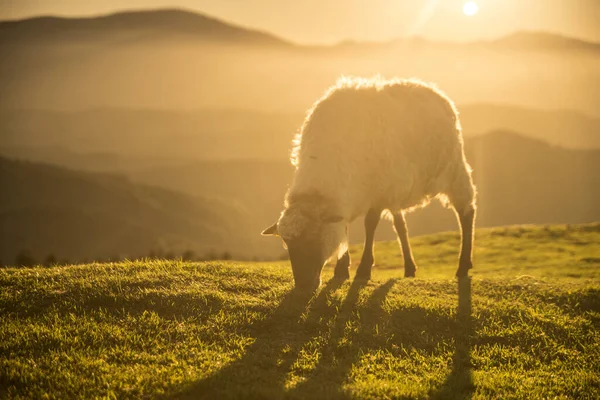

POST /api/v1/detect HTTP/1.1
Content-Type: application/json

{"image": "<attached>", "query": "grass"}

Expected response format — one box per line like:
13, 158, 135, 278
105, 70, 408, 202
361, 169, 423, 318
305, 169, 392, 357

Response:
1, 223, 599, 399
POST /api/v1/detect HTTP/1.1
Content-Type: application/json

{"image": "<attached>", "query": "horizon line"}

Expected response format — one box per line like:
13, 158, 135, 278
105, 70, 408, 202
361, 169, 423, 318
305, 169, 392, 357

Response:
1, 6, 598, 47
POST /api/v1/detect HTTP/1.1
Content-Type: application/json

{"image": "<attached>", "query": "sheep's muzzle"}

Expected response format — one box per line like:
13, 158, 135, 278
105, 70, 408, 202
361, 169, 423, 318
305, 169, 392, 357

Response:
288, 241, 323, 292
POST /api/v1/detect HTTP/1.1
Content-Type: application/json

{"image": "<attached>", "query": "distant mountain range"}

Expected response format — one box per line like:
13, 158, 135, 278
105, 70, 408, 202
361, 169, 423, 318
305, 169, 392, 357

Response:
1, 9, 598, 114
2, 130, 599, 264
0, 9, 288, 47
1, 104, 598, 169
485, 31, 600, 52
130, 131, 600, 243
0, 157, 264, 264
1, 8, 598, 265
459, 103, 600, 149
1, 9, 598, 52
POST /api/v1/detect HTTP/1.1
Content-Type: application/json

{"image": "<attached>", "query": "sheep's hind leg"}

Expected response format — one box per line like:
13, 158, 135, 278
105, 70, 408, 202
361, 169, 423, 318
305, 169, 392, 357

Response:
333, 250, 350, 280
355, 208, 382, 281
455, 206, 475, 277
447, 166, 477, 278
391, 211, 418, 277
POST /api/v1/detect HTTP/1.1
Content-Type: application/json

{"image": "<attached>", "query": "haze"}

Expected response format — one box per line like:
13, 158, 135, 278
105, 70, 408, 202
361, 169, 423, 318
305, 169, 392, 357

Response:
0, 3, 599, 263
2, 0, 600, 44
1, 1, 600, 397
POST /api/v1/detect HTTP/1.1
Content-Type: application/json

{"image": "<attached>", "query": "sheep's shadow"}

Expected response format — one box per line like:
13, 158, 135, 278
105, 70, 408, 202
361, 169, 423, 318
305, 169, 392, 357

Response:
175, 276, 473, 399
286, 277, 474, 399
284, 278, 395, 399
429, 276, 474, 400
175, 278, 349, 399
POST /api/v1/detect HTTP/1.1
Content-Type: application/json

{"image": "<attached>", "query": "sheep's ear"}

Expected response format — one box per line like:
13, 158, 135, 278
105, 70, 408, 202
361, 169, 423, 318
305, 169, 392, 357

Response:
261, 222, 279, 236
322, 215, 344, 223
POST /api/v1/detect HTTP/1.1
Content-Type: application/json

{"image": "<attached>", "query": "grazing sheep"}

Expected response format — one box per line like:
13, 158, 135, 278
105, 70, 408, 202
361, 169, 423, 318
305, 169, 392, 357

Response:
263, 76, 476, 290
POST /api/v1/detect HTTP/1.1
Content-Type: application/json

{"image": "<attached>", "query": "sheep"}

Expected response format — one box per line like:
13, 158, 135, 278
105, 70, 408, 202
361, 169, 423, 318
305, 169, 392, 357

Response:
262, 76, 476, 291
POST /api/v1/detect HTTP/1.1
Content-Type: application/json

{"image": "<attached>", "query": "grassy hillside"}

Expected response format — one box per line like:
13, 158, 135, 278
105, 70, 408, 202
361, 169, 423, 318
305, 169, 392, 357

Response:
1, 223, 599, 399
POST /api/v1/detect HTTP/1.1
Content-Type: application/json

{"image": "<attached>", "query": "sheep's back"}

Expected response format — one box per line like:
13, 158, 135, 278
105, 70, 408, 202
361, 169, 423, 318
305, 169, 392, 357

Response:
291, 78, 464, 215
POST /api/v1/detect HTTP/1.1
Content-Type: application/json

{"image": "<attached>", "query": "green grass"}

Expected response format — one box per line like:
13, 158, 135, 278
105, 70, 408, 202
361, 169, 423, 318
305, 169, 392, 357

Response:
1, 223, 599, 399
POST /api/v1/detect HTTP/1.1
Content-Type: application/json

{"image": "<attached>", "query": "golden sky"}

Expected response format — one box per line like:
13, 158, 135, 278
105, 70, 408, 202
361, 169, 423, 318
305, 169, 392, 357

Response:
1, 0, 599, 44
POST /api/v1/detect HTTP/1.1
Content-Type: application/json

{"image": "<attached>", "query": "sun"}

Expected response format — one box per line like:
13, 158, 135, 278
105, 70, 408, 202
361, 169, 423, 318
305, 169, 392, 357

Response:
463, 1, 479, 16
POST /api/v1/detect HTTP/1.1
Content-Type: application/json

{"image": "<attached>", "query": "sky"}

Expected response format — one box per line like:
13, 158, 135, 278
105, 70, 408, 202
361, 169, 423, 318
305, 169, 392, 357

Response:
1, 0, 599, 45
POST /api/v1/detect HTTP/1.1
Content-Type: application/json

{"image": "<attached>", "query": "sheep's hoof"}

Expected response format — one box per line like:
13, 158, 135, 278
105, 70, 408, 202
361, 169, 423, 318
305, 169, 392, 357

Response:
404, 269, 416, 278
354, 265, 373, 281
334, 254, 350, 281
456, 260, 473, 278
404, 262, 417, 278
333, 270, 350, 281
354, 273, 371, 281
354, 260, 374, 280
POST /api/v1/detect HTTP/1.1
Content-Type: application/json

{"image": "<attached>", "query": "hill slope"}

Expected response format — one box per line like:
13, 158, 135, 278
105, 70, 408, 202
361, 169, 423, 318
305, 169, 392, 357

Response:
2, 130, 599, 261
460, 103, 600, 149
131, 130, 600, 242
1, 224, 598, 399
0, 157, 262, 263
2, 104, 599, 168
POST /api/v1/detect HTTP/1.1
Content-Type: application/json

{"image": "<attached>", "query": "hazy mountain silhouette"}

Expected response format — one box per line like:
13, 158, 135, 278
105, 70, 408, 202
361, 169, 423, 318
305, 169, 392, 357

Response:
1, 9, 599, 114
0, 9, 289, 46
0, 108, 300, 162
132, 131, 600, 244
460, 103, 600, 149
2, 105, 598, 172
0, 157, 264, 264
1, 131, 598, 262
2, 9, 598, 51
332, 31, 600, 54
487, 31, 600, 52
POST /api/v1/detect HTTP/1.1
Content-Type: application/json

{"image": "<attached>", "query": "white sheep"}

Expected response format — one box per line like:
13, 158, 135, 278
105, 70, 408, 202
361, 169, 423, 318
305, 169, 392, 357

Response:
262, 76, 476, 290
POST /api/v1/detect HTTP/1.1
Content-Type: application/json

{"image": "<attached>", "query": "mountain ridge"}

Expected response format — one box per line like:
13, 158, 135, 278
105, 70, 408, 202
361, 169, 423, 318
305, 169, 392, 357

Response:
0, 156, 264, 263
0, 8, 291, 46
1, 8, 598, 51
1, 129, 599, 263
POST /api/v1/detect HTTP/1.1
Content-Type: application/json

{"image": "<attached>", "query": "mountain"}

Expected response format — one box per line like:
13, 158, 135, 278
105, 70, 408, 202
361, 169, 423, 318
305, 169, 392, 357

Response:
0, 157, 266, 264
0, 108, 302, 162
0, 8, 290, 47
459, 103, 600, 149
1, 130, 598, 264
0, 9, 598, 114
1, 104, 598, 173
487, 31, 600, 52
464, 130, 600, 225
2, 9, 598, 52
131, 131, 600, 244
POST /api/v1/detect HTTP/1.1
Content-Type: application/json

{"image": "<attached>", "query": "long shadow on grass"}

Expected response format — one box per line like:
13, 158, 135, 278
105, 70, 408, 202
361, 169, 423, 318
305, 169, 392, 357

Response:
175, 278, 349, 399
429, 276, 474, 400
285, 278, 395, 399
286, 277, 473, 399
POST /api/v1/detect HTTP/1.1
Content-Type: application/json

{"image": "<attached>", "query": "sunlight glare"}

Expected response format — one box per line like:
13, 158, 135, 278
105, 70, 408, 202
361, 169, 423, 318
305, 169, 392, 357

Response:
463, 1, 479, 16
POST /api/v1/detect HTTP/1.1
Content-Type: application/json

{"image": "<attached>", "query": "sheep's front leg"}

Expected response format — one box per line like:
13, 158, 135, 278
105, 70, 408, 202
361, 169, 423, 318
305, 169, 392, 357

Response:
333, 250, 350, 280
355, 208, 382, 280
392, 211, 418, 277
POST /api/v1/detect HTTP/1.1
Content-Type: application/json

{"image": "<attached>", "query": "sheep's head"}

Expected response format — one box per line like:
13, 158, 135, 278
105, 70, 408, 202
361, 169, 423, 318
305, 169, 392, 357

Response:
262, 194, 346, 292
